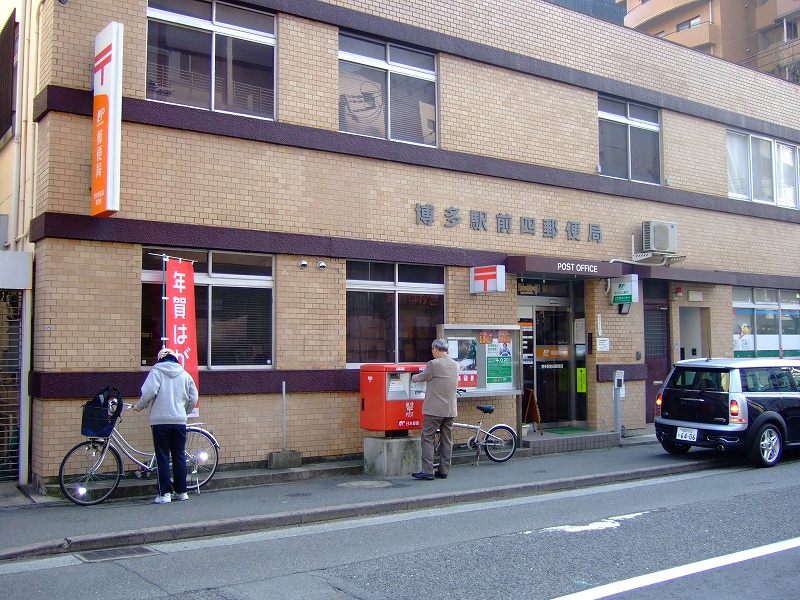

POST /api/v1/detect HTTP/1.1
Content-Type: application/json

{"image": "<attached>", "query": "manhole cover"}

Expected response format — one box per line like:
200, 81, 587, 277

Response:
337, 480, 392, 489
79, 546, 157, 562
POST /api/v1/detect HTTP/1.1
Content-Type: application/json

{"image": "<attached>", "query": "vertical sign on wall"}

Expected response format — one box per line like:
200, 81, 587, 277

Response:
166, 259, 200, 417
91, 22, 123, 217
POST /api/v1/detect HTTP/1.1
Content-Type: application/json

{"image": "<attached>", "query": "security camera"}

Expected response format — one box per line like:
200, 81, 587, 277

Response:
298, 260, 308, 268
317, 261, 327, 271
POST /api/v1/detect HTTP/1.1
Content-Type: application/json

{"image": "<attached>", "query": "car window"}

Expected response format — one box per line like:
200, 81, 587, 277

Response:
774, 368, 797, 392
670, 368, 727, 392
741, 368, 778, 392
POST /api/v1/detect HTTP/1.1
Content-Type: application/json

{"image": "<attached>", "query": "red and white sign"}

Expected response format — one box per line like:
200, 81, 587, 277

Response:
470, 265, 506, 293
91, 22, 123, 217
166, 259, 200, 416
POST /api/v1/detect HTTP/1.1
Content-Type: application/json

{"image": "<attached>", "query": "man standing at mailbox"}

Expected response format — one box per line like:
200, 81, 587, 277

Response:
411, 338, 460, 480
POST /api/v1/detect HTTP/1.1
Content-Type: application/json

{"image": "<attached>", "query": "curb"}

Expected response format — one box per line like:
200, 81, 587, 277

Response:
0, 457, 722, 562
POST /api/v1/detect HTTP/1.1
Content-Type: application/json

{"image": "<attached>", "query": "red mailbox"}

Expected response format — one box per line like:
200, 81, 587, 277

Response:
360, 363, 426, 431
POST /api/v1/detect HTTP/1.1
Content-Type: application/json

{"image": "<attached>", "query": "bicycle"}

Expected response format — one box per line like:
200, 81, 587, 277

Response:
59, 401, 220, 506
435, 396, 518, 466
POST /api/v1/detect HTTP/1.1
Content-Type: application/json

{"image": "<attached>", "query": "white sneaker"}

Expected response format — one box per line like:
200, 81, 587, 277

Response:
153, 494, 172, 504
173, 492, 189, 501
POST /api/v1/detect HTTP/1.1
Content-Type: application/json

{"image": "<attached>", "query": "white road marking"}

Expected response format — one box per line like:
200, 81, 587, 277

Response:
551, 536, 800, 600
542, 512, 649, 533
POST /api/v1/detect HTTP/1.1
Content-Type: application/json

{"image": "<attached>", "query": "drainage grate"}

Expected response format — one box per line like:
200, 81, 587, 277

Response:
78, 546, 158, 562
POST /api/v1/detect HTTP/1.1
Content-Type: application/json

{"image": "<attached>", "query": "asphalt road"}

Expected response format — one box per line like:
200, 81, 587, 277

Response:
3, 447, 800, 599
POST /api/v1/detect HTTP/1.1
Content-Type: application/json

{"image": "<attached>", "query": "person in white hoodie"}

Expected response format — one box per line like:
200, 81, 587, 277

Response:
132, 348, 199, 504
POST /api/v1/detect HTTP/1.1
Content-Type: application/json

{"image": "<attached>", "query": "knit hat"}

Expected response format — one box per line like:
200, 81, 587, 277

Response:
157, 348, 179, 362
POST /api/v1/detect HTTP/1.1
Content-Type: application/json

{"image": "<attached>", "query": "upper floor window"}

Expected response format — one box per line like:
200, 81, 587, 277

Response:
676, 16, 701, 32
598, 96, 660, 184
346, 261, 445, 364
0, 11, 17, 147
727, 130, 798, 208
141, 248, 274, 368
146, 0, 275, 118
338, 34, 437, 146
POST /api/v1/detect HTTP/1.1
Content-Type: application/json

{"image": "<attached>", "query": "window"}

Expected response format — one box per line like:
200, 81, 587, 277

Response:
146, 0, 275, 118
0, 11, 17, 146
598, 96, 660, 184
141, 248, 274, 367
676, 16, 701, 32
346, 261, 445, 364
733, 287, 800, 357
728, 130, 799, 208
339, 34, 437, 146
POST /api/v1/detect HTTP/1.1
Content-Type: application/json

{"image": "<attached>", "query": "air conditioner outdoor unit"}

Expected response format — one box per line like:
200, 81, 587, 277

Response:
642, 220, 678, 254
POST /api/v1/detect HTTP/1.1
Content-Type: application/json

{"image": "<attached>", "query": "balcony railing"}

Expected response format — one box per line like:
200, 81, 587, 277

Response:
663, 21, 720, 49
755, 0, 800, 33
624, 0, 707, 29
739, 38, 800, 84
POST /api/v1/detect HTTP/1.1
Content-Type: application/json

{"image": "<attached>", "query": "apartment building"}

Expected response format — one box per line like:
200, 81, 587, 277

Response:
617, 0, 800, 82
1, 0, 800, 491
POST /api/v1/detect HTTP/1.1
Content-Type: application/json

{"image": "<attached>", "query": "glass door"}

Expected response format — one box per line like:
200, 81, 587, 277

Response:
520, 302, 575, 425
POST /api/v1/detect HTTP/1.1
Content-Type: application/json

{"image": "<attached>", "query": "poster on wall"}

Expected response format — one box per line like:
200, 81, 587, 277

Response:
485, 330, 514, 390
449, 337, 478, 388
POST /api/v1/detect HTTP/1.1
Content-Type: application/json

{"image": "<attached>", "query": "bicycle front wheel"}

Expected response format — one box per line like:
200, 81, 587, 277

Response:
59, 440, 122, 505
185, 428, 219, 488
483, 425, 517, 462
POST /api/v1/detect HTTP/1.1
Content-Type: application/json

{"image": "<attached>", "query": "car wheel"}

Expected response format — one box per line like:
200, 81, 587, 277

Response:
660, 439, 691, 455
748, 423, 782, 468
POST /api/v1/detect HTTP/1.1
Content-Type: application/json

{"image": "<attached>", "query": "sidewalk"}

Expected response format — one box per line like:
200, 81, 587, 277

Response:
0, 433, 739, 562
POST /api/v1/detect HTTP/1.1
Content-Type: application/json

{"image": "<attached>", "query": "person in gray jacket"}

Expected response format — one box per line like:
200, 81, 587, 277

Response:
411, 338, 460, 480
133, 348, 199, 503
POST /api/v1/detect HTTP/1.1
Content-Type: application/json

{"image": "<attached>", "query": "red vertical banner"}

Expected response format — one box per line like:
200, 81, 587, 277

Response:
166, 259, 200, 417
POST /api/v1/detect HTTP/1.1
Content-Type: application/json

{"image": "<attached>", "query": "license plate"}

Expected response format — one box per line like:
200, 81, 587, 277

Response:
676, 427, 698, 442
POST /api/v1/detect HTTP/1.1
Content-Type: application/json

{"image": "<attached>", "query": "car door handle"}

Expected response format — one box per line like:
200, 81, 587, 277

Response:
652, 380, 663, 385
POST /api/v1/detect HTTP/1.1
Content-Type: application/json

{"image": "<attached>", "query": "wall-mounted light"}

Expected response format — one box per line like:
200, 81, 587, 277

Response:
317, 261, 327, 271
298, 260, 308, 269
618, 303, 631, 315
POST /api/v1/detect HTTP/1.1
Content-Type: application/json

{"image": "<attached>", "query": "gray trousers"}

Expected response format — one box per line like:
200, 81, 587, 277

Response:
420, 415, 454, 475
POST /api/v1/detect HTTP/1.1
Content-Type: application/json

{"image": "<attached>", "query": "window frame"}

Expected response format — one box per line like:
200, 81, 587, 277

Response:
141, 248, 275, 370
146, 0, 276, 119
727, 129, 800, 208
345, 261, 445, 367
598, 96, 661, 185
338, 32, 438, 147
733, 286, 800, 357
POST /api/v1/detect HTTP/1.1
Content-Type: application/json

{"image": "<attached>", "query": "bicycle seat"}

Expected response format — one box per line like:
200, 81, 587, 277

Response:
476, 405, 495, 414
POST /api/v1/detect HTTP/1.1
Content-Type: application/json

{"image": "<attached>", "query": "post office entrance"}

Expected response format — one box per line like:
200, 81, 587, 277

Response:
518, 287, 586, 427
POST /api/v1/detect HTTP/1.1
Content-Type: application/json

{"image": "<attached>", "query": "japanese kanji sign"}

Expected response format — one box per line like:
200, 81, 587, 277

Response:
166, 259, 199, 415
91, 22, 123, 217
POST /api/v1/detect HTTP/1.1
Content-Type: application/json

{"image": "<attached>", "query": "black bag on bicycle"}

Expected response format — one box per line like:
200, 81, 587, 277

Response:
81, 386, 123, 437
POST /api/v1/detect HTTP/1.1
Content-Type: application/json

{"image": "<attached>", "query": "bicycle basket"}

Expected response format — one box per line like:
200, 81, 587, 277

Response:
81, 386, 123, 437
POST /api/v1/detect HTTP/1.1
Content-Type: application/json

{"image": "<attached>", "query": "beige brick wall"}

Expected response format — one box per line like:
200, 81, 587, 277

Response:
668, 282, 734, 363
37, 111, 800, 279
327, 0, 799, 129
41, 0, 147, 98
31, 390, 368, 485
32, 239, 141, 371
583, 278, 646, 432
661, 111, 728, 197
439, 56, 598, 170
277, 16, 339, 130
275, 255, 347, 369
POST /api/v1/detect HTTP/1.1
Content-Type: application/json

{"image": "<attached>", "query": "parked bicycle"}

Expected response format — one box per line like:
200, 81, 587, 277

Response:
436, 396, 518, 465
59, 400, 220, 506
